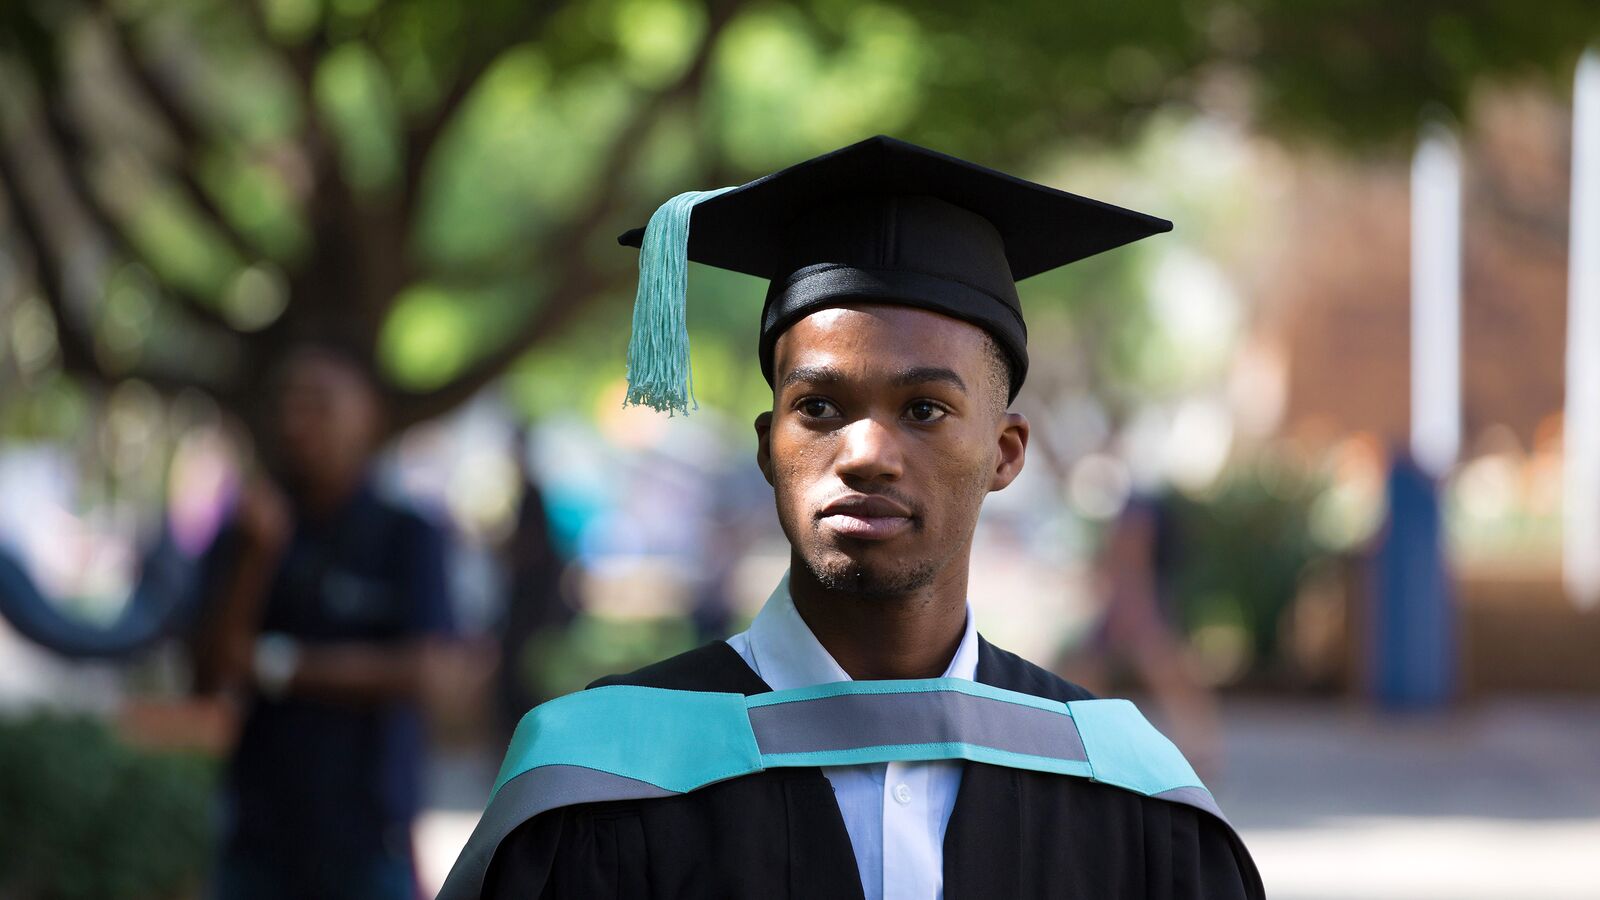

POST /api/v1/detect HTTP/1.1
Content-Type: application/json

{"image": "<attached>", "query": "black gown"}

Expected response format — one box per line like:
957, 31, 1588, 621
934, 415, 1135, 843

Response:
480, 637, 1264, 899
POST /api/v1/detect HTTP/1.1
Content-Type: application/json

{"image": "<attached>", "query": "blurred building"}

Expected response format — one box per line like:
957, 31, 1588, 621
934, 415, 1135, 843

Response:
1259, 87, 1600, 695
1268, 87, 1570, 450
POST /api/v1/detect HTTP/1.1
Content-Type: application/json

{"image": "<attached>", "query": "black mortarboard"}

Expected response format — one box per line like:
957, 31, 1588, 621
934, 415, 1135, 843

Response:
618, 135, 1170, 413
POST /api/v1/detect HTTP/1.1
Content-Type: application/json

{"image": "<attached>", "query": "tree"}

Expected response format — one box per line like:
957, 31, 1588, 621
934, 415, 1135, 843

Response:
0, 0, 1596, 443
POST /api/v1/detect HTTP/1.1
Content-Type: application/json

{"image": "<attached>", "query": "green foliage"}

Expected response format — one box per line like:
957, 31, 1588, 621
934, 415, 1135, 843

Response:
378, 280, 543, 390
0, 713, 216, 900
5, 0, 1600, 430
1166, 457, 1327, 674
896, 0, 1600, 154
315, 42, 403, 193
1241, 0, 1600, 148
709, 3, 928, 169
522, 612, 700, 697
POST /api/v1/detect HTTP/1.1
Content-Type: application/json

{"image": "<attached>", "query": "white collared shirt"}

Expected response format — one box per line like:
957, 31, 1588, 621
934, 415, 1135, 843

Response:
726, 572, 979, 900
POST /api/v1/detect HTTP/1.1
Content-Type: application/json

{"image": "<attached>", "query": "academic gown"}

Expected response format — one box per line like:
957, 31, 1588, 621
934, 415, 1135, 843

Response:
481, 636, 1264, 900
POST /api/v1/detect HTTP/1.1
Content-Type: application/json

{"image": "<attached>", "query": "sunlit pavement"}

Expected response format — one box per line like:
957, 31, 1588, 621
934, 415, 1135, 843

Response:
416, 698, 1600, 899
1214, 698, 1600, 900
417, 750, 498, 895
416, 809, 479, 896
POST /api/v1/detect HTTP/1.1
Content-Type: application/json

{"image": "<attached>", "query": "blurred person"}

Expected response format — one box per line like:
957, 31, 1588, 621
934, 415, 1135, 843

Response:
494, 431, 575, 737
687, 471, 770, 642
443, 138, 1261, 899
1055, 493, 1223, 779
191, 343, 468, 900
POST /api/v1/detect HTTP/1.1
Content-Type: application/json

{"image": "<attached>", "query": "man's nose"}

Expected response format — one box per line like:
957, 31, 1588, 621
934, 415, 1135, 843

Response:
834, 415, 904, 482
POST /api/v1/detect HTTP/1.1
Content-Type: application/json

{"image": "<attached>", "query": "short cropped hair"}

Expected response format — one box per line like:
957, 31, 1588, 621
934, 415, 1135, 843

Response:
980, 332, 1013, 415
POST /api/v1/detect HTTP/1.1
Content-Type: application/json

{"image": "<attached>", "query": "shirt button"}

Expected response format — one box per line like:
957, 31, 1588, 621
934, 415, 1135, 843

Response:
892, 783, 913, 805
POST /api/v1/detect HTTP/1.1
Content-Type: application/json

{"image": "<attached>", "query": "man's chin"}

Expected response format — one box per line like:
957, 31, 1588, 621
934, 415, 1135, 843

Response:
798, 548, 937, 597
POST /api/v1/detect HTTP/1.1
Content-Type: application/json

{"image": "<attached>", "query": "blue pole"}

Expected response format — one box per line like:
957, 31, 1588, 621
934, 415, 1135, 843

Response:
1370, 454, 1456, 709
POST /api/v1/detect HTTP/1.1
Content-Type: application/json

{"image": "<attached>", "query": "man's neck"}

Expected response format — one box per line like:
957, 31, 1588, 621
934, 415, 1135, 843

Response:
787, 554, 971, 681
291, 468, 366, 522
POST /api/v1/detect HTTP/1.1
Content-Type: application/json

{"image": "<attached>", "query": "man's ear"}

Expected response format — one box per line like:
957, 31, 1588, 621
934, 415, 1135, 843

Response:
754, 410, 775, 486
989, 412, 1029, 492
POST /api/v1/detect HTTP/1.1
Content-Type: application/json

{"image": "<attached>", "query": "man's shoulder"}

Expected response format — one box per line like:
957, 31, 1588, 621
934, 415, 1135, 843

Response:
587, 641, 772, 695
365, 483, 447, 537
976, 635, 1097, 703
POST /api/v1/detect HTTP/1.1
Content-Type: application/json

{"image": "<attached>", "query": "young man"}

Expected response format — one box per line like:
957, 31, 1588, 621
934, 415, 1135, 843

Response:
443, 137, 1264, 899
194, 345, 459, 900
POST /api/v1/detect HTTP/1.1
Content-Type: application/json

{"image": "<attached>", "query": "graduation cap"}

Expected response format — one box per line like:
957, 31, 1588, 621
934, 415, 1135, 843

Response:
619, 135, 1170, 414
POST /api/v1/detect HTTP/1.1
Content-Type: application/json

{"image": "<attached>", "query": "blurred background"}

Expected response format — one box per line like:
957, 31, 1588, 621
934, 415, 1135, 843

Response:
2, 1, 1599, 898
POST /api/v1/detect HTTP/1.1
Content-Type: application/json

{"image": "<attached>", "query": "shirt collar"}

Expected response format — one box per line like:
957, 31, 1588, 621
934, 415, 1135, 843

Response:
743, 570, 979, 691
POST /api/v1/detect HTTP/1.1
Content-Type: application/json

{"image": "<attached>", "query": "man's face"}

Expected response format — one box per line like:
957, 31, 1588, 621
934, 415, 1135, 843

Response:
756, 304, 1028, 597
272, 352, 379, 489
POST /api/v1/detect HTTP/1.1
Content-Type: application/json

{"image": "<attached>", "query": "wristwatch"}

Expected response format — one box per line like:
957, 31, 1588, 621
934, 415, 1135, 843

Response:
252, 632, 302, 699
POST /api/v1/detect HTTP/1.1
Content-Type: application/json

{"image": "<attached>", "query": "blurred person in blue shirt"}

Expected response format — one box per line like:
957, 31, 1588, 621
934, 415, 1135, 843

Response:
192, 343, 460, 900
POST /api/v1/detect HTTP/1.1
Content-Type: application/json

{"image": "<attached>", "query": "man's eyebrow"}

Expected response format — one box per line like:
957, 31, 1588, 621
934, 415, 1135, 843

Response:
779, 365, 845, 390
891, 366, 967, 393
778, 364, 969, 393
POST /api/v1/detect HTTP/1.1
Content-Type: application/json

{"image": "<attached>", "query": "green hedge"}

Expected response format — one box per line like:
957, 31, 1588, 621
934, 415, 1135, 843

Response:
521, 613, 702, 700
1167, 459, 1326, 681
0, 713, 215, 900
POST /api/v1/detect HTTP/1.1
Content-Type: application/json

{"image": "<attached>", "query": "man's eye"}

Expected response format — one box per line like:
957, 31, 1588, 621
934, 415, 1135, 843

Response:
906, 400, 947, 423
797, 398, 840, 419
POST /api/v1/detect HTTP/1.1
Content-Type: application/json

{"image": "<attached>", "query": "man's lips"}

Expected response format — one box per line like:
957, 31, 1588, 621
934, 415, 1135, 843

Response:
817, 495, 915, 541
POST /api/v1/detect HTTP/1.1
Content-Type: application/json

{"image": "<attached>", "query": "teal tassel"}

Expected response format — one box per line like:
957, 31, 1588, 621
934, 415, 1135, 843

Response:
624, 187, 736, 415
